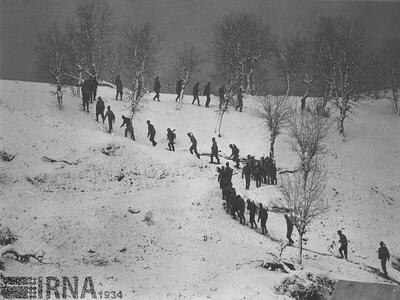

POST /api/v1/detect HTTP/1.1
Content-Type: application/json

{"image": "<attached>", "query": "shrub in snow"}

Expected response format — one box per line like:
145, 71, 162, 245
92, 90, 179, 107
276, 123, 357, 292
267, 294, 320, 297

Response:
275, 273, 335, 300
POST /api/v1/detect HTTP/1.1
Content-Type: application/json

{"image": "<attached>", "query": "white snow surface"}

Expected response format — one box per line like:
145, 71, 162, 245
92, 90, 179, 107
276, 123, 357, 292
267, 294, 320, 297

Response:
0, 79, 399, 299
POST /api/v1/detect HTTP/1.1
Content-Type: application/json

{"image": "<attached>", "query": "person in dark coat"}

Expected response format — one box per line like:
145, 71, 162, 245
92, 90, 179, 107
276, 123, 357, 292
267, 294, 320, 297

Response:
120, 115, 135, 140
210, 137, 220, 164
81, 82, 91, 112
258, 203, 268, 234
90, 76, 98, 103
218, 85, 226, 109
235, 87, 243, 112
147, 120, 157, 146
167, 128, 176, 151
192, 82, 200, 106
104, 106, 115, 133
115, 75, 123, 100
247, 200, 257, 228
237, 195, 246, 225
242, 162, 251, 190
337, 230, 348, 259
175, 77, 183, 102
225, 162, 233, 184
228, 144, 240, 168
261, 157, 267, 184
254, 162, 262, 188
187, 132, 200, 159
229, 187, 238, 218
203, 82, 211, 107
95, 96, 105, 122
217, 167, 224, 188
284, 214, 294, 246
378, 241, 390, 276
153, 76, 161, 101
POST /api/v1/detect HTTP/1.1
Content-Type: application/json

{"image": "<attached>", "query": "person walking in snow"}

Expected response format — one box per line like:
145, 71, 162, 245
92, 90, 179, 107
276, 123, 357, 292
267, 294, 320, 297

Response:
89, 75, 98, 103
235, 87, 243, 112
237, 195, 246, 225
153, 76, 161, 101
146, 120, 157, 146
337, 230, 348, 259
81, 82, 91, 112
218, 85, 226, 109
187, 132, 200, 159
258, 203, 268, 234
203, 82, 211, 107
225, 162, 233, 185
247, 200, 257, 228
192, 82, 200, 106
378, 241, 390, 276
120, 115, 135, 140
167, 128, 176, 151
228, 144, 240, 168
115, 75, 123, 100
175, 77, 183, 102
284, 214, 294, 246
95, 97, 105, 122
210, 137, 220, 164
242, 161, 251, 190
254, 162, 262, 188
104, 106, 115, 133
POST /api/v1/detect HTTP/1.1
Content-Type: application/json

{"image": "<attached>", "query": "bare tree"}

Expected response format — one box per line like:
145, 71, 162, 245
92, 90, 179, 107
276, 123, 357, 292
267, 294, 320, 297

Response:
36, 25, 68, 108
376, 37, 400, 115
107, 43, 125, 84
286, 33, 318, 110
65, 0, 113, 81
278, 158, 328, 264
277, 108, 329, 264
214, 13, 272, 95
273, 39, 291, 96
258, 95, 290, 160
120, 22, 159, 117
312, 16, 367, 134
312, 16, 343, 113
215, 93, 231, 137
287, 107, 329, 185
333, 21, 366, 136
173, 45, 203, 109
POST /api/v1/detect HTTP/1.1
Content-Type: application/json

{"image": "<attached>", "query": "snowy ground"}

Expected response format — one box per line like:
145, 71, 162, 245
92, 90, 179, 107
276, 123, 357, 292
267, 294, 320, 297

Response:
0, 79, 399, 299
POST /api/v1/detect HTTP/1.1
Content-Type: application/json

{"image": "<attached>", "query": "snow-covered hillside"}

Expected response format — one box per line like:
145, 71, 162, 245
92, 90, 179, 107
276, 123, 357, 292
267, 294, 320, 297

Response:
1, 79, 399, 299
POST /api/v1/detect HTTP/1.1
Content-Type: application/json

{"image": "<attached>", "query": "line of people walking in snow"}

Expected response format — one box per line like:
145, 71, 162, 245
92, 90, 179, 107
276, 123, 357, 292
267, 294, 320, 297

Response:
216, 161, 285, 238
216, 167, 392, 277
110, 74, 245, 111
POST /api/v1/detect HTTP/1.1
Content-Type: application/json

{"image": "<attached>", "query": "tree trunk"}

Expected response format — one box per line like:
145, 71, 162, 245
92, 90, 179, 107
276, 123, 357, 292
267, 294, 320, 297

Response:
391, 89, 399, 115
270, 137, 275, 160
285, 73, 290, 96
77, 70, 82, 97
300, 85, 310, 111
300, 95, 309, 111
338, 108, 347, 136
298, 232, 303, 264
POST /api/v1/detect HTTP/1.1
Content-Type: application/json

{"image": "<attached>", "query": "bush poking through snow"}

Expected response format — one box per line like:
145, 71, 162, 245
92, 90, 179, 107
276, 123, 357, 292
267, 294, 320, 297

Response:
0, 151, 17, 162
100, 143, 121, 156
143, 210, 153, 226
275, 273, 336, 300
0, 225, 17, 246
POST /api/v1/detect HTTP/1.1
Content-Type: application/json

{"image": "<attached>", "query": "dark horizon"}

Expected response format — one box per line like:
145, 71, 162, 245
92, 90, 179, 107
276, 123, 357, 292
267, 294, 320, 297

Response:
1, 0, 400, 89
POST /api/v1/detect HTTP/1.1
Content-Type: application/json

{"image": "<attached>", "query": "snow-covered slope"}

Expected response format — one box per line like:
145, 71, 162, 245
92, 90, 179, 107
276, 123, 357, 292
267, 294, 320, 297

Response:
1, 79, 399, 299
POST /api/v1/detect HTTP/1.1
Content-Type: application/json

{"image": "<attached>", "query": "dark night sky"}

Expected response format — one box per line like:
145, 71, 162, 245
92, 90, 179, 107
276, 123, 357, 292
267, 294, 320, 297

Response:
0, 0, 399, 84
